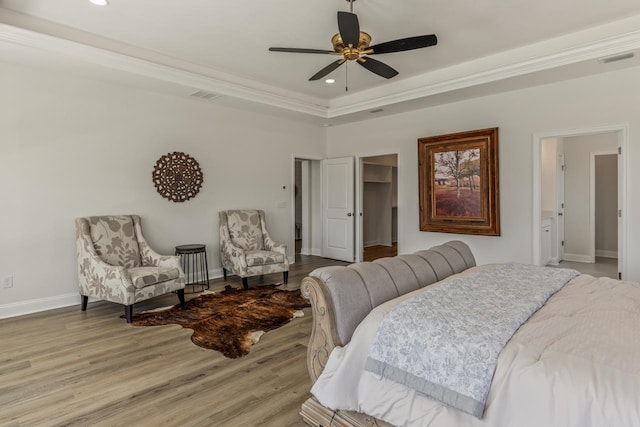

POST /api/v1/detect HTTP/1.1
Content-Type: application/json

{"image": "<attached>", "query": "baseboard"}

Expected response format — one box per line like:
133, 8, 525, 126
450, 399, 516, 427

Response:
287, 256, 295, 264
364, 240, 379, 247
0, 264, 288, 319
0, 293, 82, 319
300, 248, 322, 256
546, 257, 560, 266
208, 267, 224, 279
595, 249, 618, 258
563, 253, 595, 263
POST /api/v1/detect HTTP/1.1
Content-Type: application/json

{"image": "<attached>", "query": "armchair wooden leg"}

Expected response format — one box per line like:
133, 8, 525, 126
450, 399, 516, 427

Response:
283, 271, 289, 284
124, 305, 133, 323
81, 295, 88, 311
177, 289, 185, 304
223, 268, 228, 281
242, 277, 249, 290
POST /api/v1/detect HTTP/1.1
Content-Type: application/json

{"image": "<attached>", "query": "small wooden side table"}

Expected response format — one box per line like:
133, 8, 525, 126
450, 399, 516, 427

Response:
175, 244, 210, 294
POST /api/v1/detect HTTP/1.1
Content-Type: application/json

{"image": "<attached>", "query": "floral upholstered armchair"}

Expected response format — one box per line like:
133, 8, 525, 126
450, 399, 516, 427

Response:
75, 215, 185, 322
219, 209, 289, 289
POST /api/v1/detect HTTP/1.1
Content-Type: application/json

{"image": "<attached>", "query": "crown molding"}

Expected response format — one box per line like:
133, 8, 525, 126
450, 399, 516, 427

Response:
0, 23, 331, 118
328, 17, 640, 116
2, 12, 640, 119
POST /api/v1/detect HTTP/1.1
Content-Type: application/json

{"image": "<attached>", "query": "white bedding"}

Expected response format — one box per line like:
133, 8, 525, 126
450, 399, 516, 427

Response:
311, 266, 640, 427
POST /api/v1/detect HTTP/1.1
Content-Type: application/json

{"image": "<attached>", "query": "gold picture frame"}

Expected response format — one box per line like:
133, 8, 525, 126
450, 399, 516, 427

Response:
418, 127, 500, 236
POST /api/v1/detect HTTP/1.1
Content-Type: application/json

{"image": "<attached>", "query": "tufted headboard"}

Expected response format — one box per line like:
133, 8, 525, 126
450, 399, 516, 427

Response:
300, 240, 476, 383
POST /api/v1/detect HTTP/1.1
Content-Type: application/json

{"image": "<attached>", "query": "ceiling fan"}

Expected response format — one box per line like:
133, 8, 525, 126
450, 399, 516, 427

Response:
268, 0, 438, 81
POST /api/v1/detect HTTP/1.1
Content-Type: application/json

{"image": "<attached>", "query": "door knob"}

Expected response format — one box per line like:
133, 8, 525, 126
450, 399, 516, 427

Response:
558, 212, 563, 216
347, 212, 353, 217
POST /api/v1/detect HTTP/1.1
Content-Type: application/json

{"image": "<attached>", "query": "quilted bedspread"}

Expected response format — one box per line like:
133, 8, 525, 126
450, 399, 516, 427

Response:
365, 263, 579, 418
311, 265, 640, 427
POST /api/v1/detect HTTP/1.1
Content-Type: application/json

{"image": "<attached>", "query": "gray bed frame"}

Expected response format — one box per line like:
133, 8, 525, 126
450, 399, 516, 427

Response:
299, 240, 477, 427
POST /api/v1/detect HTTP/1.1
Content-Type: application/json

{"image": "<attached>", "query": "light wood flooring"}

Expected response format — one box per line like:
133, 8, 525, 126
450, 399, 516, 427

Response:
550, 256, 618, 279
363, 243, 398, 262
0, 255, 347, 427
295, 240, 398, 263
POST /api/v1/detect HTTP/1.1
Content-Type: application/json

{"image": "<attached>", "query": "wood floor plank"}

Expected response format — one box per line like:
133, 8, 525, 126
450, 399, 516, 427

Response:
0, 255, 347, 426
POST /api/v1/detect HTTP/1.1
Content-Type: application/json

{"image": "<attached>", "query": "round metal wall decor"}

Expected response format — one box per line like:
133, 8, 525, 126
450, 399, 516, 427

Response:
152, 151, 203, 202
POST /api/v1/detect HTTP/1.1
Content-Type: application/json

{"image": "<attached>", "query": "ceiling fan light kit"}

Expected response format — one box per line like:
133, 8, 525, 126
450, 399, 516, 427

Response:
268, 0, 437, 83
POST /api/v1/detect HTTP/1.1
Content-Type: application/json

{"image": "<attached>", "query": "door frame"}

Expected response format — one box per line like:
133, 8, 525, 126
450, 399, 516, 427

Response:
355, 152, 399, 263
555, 152, 565, 264
291, 154, 323, 262
532, 124, 628, 279
590, 150, 618, 262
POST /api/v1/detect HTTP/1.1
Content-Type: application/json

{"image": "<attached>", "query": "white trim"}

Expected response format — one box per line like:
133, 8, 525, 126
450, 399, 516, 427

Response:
355, 157, 363, 262
556, 152, 565, 262
532, 123, 628, 280
563, 253, 596, 263
291, 154, 324, 262
0, 293, 80, 319
3, 14, 640, 118
364, 240, 380, 247
547, 257, 560, 266
0, 266, 225, 319
356, 152, 400, 263
0, 23, 328, 118
596, 249, 618, 258
590, 150, 617, 265
209, 267, 224, 279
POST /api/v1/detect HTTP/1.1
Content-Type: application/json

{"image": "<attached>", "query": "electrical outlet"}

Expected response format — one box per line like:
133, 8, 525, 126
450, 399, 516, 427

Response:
2, 276, 13, 289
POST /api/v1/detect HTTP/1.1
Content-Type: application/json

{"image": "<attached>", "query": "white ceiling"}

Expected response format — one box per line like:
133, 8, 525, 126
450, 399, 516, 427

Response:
2, 0, 640, 122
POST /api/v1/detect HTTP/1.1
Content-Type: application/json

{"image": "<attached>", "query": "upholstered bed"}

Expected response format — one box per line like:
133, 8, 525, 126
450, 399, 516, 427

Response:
299, 241, 640, 427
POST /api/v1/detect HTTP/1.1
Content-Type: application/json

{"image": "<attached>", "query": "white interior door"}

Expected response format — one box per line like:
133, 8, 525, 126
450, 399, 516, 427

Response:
322, 157, 355, 262
557, 153, 565, 261
617, 143, 623, 279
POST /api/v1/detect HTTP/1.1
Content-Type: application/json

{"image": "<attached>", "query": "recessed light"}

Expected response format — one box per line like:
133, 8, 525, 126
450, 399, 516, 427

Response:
89, 0, 109, 6
325, 78, 335, 84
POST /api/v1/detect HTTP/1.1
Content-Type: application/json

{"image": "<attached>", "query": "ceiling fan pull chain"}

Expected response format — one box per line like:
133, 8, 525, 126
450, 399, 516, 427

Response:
345, 62, 349, 92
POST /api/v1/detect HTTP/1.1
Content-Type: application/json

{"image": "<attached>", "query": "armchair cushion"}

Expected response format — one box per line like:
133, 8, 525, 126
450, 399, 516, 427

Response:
245, 250, 286, 267
128, 266, 181, 289
88, 216, 141, 268
226, 210, 264, 251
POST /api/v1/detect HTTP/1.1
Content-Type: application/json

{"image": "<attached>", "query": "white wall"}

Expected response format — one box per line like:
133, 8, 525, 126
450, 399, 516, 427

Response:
326, 67, 640, 280
563, 133, 617, 259
595, 154, 618, 256
0, 60, 325, 316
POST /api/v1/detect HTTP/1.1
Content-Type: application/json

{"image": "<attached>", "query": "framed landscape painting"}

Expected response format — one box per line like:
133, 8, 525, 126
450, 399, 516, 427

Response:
418, 127, 500, 236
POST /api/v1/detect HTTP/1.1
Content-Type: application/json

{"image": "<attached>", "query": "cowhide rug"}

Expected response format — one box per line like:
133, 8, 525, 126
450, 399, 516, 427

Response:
131, 284, 310, 358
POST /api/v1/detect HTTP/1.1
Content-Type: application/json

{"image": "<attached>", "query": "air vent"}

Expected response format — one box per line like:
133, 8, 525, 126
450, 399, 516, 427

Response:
598, 52, 635, 64
189, 90, 220, 101
370, 108, 384, 114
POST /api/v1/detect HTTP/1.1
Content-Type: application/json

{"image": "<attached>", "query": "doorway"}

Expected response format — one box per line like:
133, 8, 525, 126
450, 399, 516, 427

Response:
292, 157, 322, 261
360, 154, 398, 262
534, 125, 626, 279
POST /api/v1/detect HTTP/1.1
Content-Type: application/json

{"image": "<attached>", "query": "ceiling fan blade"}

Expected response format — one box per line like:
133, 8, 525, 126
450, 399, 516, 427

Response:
368, 34, 438, 54
309, 60, 346, 81
269, 47, 335, 54
337, 11, 360, 47
357, 57, 398, 79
